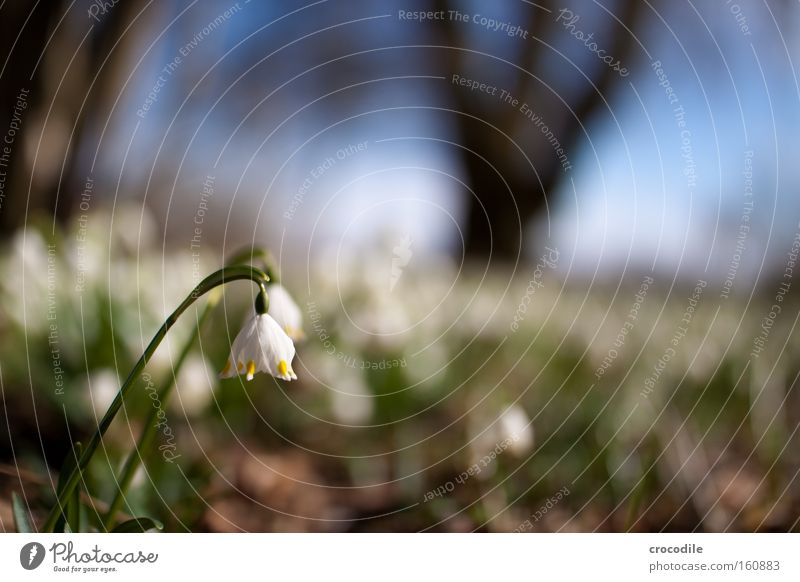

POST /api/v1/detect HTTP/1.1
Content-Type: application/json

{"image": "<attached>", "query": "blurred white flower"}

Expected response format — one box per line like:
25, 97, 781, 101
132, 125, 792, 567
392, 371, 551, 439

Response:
172, 354, 216, 416
390, 234, 413, 291
86, 369, 120, 418
220, 312, 297, 381
5, 230, 50, 333
129, 464, 147, 489
329, 372, 373, 424
303, 348, 373, 424
267, 283, 304, 341
498, 405, 534, 456
469, 403, 534, 475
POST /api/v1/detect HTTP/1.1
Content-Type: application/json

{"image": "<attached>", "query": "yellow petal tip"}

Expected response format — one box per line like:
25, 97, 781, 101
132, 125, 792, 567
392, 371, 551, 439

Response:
246, 360, 256, 380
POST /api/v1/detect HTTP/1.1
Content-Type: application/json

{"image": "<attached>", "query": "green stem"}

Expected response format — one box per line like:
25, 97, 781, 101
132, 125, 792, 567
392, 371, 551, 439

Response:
104, 248, 271, 529
263, 251, 280, 284
101, 289, 220, 530
226, 246, 278, 282
43, 266, 269, 532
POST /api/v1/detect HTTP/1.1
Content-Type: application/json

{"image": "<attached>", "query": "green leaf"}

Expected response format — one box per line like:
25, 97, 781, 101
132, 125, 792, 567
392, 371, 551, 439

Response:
110, 517, 163, 533
56, 442, 82, 495
83, 502, 104, 533
65, 502, 79, 532
11, 491, 33, 533
55, 443, 83, 532
65, 486, 81, 532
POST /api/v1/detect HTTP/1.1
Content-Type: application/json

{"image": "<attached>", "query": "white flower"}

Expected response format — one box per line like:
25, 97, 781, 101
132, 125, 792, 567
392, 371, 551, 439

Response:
85, 369, 120, 417
468, 404, 534, 474
267, 283, 304, 340
498, 405, 534, 456
219, 312, 297, 381
329, 371, 373, 424
172, 355, 216, 416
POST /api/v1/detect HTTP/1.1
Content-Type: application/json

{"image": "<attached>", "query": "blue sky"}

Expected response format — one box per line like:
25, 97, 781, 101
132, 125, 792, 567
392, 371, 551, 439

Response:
89, 0, 800, 284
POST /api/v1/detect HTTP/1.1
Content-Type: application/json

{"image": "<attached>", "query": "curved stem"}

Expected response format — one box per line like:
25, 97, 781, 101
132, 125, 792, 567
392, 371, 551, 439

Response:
43, 266, 269, 532
102, 289, 220, 530
103, 248, 271, 529
224, 246, 279, 282
263, 251, 280, 284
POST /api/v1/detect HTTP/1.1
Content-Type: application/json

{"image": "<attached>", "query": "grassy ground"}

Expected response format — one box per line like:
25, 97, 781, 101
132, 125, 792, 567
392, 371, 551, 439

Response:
2, 217, 799, 532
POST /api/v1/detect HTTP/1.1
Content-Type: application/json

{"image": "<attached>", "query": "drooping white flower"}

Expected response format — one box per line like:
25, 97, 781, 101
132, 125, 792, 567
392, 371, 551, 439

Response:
267, 283, 304, 340
219, 312, 297, 381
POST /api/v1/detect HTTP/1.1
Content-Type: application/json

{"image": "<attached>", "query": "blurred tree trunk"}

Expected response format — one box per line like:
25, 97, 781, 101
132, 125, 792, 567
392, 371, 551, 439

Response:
0, 2, 136, 235
53, 1, 139, 223
0, 2, 63, 233
434, 0, 646, 261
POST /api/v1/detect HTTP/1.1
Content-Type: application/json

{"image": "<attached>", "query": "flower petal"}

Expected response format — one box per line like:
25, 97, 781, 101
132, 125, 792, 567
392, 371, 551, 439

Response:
220, 311, 298, 382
